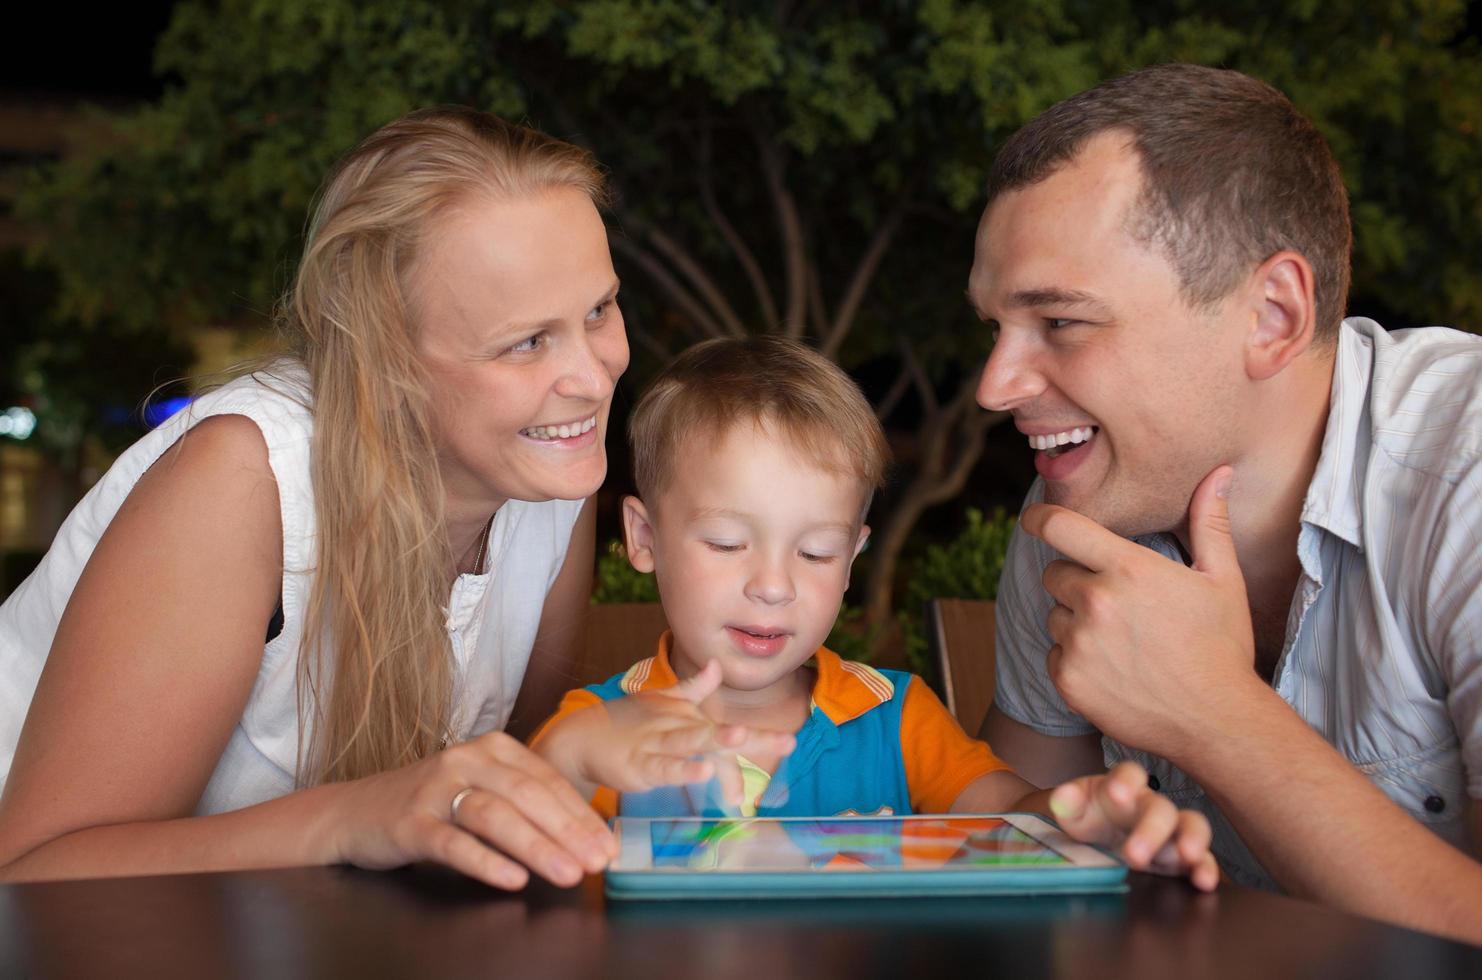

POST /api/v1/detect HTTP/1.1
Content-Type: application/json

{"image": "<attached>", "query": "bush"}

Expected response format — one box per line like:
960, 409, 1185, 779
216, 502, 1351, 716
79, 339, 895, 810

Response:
590, 539, 660, 604
898, 507, 1015, 676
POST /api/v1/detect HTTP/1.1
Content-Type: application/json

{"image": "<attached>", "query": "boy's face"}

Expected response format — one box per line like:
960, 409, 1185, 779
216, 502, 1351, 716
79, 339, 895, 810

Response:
623, 420, 869, 700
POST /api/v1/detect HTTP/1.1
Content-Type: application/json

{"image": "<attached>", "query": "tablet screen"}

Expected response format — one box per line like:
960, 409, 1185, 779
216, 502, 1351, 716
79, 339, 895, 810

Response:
647, 816, 1071, 872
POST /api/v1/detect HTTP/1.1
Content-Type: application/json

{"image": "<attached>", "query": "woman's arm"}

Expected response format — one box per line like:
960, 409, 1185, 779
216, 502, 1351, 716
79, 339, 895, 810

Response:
504, 496, 596, 741
0, 418, 613, 887
0, 415, 285, 875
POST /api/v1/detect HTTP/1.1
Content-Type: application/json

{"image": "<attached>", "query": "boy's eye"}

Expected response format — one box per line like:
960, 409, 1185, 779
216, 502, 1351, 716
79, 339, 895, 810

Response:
706, 542, 742, 553
800, 551, 836, 564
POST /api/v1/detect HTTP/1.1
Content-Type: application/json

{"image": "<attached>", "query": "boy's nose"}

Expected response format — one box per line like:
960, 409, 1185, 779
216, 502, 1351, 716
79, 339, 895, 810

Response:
744, 562, 795, 605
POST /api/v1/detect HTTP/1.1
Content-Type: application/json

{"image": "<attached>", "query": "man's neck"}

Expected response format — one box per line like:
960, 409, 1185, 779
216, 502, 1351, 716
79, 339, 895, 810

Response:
1177, 347, 1336, 675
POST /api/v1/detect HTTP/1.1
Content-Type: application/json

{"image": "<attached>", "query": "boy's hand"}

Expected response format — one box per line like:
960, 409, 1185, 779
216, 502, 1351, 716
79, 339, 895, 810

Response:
1050, 760, 1219, 891
574, 661, 796, 808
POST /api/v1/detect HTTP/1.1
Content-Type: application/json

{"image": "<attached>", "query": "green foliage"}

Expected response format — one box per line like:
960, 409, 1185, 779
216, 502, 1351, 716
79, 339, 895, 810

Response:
590, 539, 660, 604
898, 507, 1016, 675
21, 0, 1480, 343
825, 604, 880, 665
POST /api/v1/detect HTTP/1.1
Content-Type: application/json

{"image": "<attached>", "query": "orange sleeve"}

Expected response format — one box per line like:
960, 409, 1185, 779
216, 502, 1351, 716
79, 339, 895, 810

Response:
899, 676, 1011, 813
526, 687, 618, 820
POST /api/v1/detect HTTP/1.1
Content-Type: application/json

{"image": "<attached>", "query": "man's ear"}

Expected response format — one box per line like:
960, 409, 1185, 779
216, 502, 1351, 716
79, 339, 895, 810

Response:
1244, 250, 1317, 381
621, 495, 657, 573
843, 524, 871, 591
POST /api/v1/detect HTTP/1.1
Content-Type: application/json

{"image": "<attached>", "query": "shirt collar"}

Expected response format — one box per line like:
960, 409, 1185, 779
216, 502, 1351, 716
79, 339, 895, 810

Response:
1299, 317, 1378, 551
623, 632, 895, 725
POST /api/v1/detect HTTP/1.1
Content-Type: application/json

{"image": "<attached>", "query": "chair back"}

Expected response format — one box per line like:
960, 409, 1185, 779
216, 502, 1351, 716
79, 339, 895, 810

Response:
926, 598, 997, 738
575, 602, 670, 686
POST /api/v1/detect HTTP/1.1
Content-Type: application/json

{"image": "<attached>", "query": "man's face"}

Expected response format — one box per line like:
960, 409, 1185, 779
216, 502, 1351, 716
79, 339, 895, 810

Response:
968, 133, 1248, 538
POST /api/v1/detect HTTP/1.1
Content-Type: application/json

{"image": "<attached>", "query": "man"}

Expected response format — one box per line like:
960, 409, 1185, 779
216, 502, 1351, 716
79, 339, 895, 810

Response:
969, 63, 1482, 943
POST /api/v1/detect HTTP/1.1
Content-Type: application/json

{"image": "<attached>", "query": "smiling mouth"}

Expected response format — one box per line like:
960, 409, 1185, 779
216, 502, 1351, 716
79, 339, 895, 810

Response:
1028, 426, 1098, 458
733, 627, 789, 640
520, 416, 597, 441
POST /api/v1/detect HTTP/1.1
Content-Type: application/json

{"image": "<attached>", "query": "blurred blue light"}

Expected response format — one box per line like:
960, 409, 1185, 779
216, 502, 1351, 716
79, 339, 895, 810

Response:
144, 396, 193, 427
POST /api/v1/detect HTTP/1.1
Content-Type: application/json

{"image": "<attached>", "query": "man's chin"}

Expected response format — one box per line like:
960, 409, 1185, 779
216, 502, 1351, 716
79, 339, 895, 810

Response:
1041, 483, 1173, 540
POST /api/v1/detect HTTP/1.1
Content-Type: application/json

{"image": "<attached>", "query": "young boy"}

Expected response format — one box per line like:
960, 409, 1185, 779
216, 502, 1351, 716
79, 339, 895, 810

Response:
534, 337, 1218, 888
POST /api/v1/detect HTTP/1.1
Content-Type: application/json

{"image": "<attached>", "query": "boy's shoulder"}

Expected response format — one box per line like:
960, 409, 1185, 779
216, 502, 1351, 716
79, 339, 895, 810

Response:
585, 655, 667, 700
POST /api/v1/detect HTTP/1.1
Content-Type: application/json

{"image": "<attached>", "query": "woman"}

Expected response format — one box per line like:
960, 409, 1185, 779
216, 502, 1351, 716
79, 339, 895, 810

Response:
0, 107, 631, 889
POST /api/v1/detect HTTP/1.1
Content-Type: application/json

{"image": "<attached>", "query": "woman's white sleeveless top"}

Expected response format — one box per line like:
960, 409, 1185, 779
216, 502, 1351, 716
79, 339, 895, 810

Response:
0, 366, 585, 813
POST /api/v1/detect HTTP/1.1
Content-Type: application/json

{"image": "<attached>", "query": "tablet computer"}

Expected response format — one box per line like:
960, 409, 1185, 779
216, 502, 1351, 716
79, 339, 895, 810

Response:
606, 813, 1126, 900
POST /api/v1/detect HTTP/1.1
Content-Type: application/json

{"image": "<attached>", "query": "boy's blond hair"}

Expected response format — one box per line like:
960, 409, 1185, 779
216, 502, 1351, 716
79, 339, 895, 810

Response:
630, 337, 890, 506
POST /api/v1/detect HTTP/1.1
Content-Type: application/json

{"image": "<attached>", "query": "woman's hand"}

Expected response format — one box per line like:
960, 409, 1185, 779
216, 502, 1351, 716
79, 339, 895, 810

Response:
330, 731, 618, 890
1049, 760, 1220, 891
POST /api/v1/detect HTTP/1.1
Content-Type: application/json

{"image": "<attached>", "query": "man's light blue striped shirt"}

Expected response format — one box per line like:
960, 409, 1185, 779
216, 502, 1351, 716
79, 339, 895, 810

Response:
993, 317, 1482, 889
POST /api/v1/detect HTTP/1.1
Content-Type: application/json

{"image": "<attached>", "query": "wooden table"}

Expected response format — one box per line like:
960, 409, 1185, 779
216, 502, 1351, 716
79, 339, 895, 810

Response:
2, 866, 1478, 979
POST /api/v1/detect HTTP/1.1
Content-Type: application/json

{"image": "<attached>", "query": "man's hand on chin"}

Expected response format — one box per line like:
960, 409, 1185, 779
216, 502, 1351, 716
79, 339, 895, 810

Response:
1020, 465, 1270, 758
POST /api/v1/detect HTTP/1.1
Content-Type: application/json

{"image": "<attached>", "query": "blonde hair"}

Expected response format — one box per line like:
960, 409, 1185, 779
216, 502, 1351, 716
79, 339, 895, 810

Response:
629, 337, 890, 508
279, 106, 606, 785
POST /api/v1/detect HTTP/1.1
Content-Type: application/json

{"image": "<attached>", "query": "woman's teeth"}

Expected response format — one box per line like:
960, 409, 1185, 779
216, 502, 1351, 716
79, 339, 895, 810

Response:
1028, 426, 1096, 453
522, 416, 597, 440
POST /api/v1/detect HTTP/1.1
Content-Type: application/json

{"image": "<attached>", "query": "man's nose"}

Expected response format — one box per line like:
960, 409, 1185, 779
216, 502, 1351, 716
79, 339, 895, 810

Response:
976, 332, 1044, 412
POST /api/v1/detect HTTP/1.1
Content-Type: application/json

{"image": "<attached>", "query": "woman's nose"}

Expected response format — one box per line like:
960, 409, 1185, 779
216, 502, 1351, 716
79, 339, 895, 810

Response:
555, 332, 617, 402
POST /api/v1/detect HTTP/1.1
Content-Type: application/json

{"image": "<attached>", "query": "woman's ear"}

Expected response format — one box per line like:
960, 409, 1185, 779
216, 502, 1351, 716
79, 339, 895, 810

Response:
621, 495, 657, 573
1245, 250, 1318, 381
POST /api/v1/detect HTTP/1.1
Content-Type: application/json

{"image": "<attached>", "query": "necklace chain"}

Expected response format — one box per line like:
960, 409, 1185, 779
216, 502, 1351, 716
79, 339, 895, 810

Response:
461, 515, 494, 576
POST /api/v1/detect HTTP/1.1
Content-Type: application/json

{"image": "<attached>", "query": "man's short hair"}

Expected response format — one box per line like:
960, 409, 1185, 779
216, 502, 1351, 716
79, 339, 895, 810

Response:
986, 63, 1352, 339
629, 336, 890, 506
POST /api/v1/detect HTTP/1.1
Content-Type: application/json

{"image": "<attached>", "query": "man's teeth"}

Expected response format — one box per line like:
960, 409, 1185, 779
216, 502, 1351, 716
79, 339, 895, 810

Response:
1028, 426, 1096, 452
522, 416, 597, 440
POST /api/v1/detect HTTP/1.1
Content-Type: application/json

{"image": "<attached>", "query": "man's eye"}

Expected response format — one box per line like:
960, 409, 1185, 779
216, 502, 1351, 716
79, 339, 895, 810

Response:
508, 333, 544, 354
1047, 317, 1078, 329
587, 300, 610, 321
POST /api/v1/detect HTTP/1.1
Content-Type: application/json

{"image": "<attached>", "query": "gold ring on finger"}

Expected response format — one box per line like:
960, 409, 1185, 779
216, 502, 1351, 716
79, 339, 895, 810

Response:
449, 786, 476, 824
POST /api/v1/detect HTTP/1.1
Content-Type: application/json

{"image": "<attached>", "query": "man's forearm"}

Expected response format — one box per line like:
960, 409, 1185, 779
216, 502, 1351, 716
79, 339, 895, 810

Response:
1175, 682, 1482, 944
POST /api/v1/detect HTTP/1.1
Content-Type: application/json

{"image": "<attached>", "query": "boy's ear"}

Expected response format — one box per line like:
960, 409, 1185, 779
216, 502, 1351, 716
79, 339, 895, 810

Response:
843, 524, 871, 590
1244, 250, 1318, 381
621, 495, 657, 573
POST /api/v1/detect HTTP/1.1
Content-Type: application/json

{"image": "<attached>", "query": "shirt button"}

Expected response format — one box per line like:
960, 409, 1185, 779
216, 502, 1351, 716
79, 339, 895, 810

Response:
1424, 795, 1445, 814
1147, 774, 1161, 792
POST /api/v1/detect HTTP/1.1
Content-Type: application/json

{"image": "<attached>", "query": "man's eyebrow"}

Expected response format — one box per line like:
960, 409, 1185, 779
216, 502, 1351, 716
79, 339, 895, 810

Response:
1005, 287, 1109, 312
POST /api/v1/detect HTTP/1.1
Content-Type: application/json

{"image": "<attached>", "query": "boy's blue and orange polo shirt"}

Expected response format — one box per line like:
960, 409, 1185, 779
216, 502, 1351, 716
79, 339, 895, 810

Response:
536, 633, 1010, 819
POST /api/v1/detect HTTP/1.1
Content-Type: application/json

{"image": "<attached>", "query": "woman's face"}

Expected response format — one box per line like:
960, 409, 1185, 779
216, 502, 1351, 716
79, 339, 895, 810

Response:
413, 186, 629, 515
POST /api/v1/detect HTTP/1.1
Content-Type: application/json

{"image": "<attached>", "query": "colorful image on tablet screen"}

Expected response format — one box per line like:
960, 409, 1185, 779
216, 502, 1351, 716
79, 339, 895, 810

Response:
648, 817, 1069, 872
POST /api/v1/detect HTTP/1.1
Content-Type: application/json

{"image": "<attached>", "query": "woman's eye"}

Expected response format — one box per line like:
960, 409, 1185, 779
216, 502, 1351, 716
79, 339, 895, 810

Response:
507, 333, 544, 354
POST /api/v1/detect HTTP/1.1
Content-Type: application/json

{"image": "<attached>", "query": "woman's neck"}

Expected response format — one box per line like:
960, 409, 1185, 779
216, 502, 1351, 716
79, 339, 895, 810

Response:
445, 494, 507, 578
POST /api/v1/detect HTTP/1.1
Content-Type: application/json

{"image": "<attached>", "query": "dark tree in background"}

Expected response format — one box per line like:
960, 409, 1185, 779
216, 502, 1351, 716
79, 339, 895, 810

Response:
17, 0, 1482, 654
